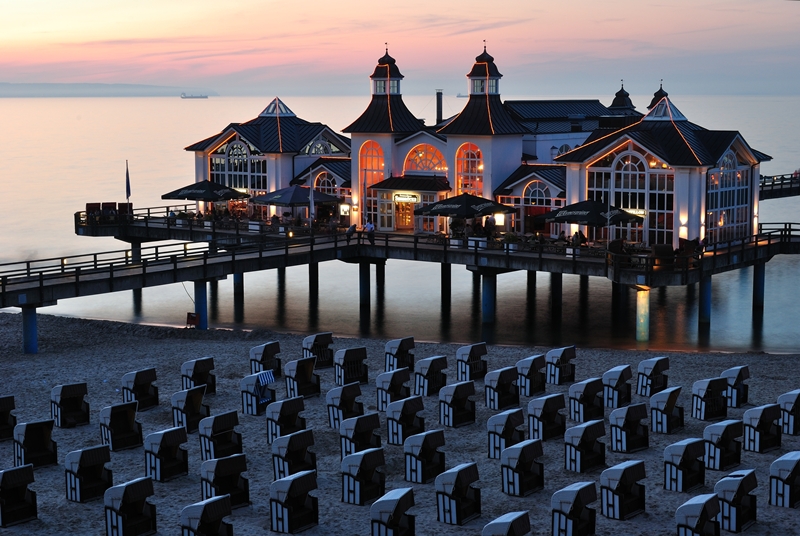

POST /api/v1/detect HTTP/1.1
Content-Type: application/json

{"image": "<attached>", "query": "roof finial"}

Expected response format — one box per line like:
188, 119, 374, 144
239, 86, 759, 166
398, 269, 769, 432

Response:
385, 42, 388, 54
660, 78, 663, 89
620, 78, 624, 89
483, 39, 487, 52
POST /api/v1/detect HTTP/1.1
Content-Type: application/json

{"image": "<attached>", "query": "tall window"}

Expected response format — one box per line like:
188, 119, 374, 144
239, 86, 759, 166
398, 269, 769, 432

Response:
208, 135, 267, 194
706, 151, 751, 243
403, 144, 446, 174
456, 143, 483, 196
314, 172, 337, 195
360, 141, 384, 225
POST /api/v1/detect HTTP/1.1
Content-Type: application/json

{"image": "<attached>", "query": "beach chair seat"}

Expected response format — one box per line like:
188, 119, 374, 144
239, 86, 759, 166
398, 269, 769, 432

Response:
240, 371, 276, 416
370, 488, 415, 536
488, 408, 524, 459
302, 332, 334, 369
456, 343, 488, 382
515, 355, 545, 397
413, 356, 447, 397
435, 463, 481, 526
171, 386, 210, 433
180, 495, 233, 536
610, 403, 649, 453
778, 389, 800, 436
387, 396, 425, 446
545, 346, 576, 385
720, 366, 749, 408
65, 445, 113, 503
636, 356, 669, 397
250, 341, 282, 376
0, 464, 38, 527
272, 429, 316, 480
144, 427, 189, 482
121, 368, 159, 411
267, 397, 307, 444
551, 482, 597, 536
743, 404, 781, 453
439, 381, 476, 428
326, 383, 364, 429
564, 420, 606, 473
500, 439, 543, 497
13, 420, 57, 468
484, 367, 519, 411
664, 438, 705, 492
385, 337, 415, 372
676, 494, 720, 536
715, 469, 757, 532
51, 383, 90, 428
692, 378, 728, 421
284, 358, 321, 399
376, 368, 411, 412
482, 511, 530, 536
181, 357, 216, 395
341, 447, 385, 505
651, 386, 684, 434
769, 451, 800, 508
703, 420, 743, 471
269, 470, 319, 534
100, 401, 143, 451
104, 477, 157, 536
568, 378, 603, 423
404, 430, 445, 484
201, 453, 250, 509
198, 411, 242, 461
334, 347, 369, 386
602, 365, 632, 408
600, 460, 646, 520
528, 394, 566, 441
340, 413, 381, 459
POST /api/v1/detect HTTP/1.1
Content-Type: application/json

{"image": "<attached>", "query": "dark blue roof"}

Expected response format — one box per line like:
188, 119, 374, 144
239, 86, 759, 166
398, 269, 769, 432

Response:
467, 48, 502, 78
292, 157, 352, 186
504, 100, 612, 121
437, 94, 526, 136
343, 94, 425, 134
493, 164, 566, 196
370, 51, 404, 79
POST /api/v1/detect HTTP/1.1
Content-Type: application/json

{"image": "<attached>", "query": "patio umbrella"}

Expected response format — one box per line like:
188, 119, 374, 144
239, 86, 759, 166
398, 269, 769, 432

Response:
250, 185, 340, 207
534, 199, 643, 226
413, 193, 515, 218
161, 181, 250, 201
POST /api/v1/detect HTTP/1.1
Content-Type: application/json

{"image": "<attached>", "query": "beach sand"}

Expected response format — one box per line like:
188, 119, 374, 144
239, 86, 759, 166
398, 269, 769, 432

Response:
0, 311, 798, 535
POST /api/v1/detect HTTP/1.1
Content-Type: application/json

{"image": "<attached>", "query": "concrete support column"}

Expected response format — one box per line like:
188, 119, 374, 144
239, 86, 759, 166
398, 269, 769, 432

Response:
636, 287, 650, 342
441, 263, 452, 303
699, 274, 712, 325
752, 262, 765, 315
194, 280, 208, 330
308, 263, 319, 297
130, 240, 142, 264
527, 271, 536, 292
359, 261, 371, 306
233, 273, 244, 323
22, 305, 38, 354
550, 273, 563, 302
482, 271, 498, 323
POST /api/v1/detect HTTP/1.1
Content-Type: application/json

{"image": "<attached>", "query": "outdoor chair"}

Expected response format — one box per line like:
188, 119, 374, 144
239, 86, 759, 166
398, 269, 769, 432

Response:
341, 447, 386, 505
692, 377, 728, 421
413, 356, 447, 397
370, 488, 415, 536
326, 383, 364, 429
664, 438, 705, 492
636, 356, 669, 397
51, 383, 90, 428
487, 408, 524, 459
600, 460, 646, 520
249, 341, 282, 376
121, 368, 159, 411
551, 482, 597, 536
528, 394, 566, 441
284, 357, 321, 399
386, 396, 425, 445
568, 378, 604, 423
545, 346, 576, 385
778, 389, 800, 435
515, 355, 545, 397
104, 477, 157, 536
180, 495, 232, 536
181, 357, 216, 395
198, 411, 242, 461
376, 368, 411, 412
439, 381, 476, 428
743, 404, 781, 453
99, 401, 143, 451
715, 469, 757, 532
13, 420, 57, 468
564, 420, 606, 473
404, 430, 446, 484
65, 445, 113, 503
302, 332, 334, 369
650, 243, 675, 270
0, 464, 37, 527
720, 365, 750, 408
500, 439, 544, 497
610, 403, 649, 453
675, 494, 720, 536
334, 346, 369, 386
240, 371, 276, 416
435, 462, 481, 526
272, 429, 316, 480
385, 337, 415, 372
703, 420, 743, 471
144, 427, 189, 482
482, 511, 530, 536
171, 385, 210, 433
269, 470, 319, 534
0, 396, 17, 442
267, 397, 307, 444
484, 366, 519, 411
201, 453, 250, 509
651, 386, 684, 434
770, 451, 800, 508
340, 413, 381, 459
456, 342, 488, 382
602, 365, 632, 408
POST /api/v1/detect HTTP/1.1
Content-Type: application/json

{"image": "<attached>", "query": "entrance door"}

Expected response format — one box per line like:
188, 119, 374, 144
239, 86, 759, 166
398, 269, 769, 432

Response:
378, 192, 394, 231
395, 202, 414, 230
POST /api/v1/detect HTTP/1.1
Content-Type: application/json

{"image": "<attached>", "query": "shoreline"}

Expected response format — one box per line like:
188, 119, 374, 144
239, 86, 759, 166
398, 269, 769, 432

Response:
1, 312, 798, 535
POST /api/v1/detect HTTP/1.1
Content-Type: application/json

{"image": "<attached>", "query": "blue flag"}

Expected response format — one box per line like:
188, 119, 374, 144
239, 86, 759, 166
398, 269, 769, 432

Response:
125, 160, 131, 201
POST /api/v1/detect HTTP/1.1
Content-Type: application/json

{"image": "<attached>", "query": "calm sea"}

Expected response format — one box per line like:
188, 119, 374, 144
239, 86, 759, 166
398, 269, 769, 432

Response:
0, 94, 798, 353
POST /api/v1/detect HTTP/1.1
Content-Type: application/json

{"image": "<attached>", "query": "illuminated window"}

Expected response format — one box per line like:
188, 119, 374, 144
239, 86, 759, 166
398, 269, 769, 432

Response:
314, 172, 337, 195
404, 144, 446, 174
209, 134, 267, 193
456, 143, 483, 196
360, 140, 384, 225
706, 151, 750, 243
523, 180, 551, 206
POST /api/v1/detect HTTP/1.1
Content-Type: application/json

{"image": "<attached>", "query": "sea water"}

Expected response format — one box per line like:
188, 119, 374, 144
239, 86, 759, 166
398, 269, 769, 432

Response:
0, 94, 798, 352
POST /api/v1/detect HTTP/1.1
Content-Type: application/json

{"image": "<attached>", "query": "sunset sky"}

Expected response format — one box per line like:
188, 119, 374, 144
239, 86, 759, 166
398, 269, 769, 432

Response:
2, 0, 799, 96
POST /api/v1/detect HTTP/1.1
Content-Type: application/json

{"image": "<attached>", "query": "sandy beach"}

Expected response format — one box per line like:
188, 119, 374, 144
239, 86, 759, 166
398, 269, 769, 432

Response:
0, 311, 798, 535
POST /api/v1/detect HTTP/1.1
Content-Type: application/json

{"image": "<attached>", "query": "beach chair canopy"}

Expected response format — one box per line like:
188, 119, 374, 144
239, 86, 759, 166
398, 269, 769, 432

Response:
778, 389, 800, 411
457, 342, 488, 362
200, 453, 247, 482
99, 401, 138, 427
664, 438, 705, 465
326, 383, 361, 407
545, 346, 576, 364
637, 356, 669, 375
340, 413, 381, 439
266, 397, 305, 422
122, 368, 157, 390
171, 385, 206, 408
51, 383, 87, 403
180, 495, 232, 529
600, 460, 646, 490
569, 378, 602, 399
485, 367, 517, 389
720, 365, 750, 385
104, 477, 154, 511
714, 469, 757, 502
675, 494, 720, 529
651, 386, 682, 411
404, 429, 445, 455
516, 355, 545, 375
144, 426, 187, 452
565, 420, 605, 446
199, 411, 238, 438
284, 357, 316, 378
65, 444, 111, 473
602, 365, 632, 388
488, 408, 524, 434
370, 487, 414, 524
376, 368, 410, 390
703, 420, 743, 444
0, 464, 35, 488
271, 429, 314, 459
416, 356, 447, 374
440, 381, 475, 404
387, 396, 424, 421
302, 332, 333, 350
269, 470, 317, 502
14, 419, 54, 444
770, 451, 800, 479
743, 404, 781, 427
481, 511, 531, 536
341, 447, 385, 475
500, 439, 543, 468
251, 341, 280, 361
181, 357, 214, 377
610, 403, 648, 428
528, 394, 565, 416
435, 462, 479, 495
692, 377, 727, 397
386, 337, 415, 355
334, 347, 367, 366
551, 481, 596, 514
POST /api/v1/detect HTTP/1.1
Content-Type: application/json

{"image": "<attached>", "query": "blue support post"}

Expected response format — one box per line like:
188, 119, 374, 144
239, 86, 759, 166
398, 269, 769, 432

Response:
359, 262, 370, 306
752, 262, 765, 314
194, 280, 208, 330
22, 305, 38, 354
699, 274, 712, 325
482, 271, 497, 323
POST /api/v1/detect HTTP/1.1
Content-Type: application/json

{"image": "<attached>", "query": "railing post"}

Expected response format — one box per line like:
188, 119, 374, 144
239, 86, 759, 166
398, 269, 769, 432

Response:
413, 235, 418, 260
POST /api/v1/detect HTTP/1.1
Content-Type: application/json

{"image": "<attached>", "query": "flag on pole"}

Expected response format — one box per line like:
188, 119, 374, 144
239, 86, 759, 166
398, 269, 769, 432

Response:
308, 184, 315, 221
125, 160, 131, 202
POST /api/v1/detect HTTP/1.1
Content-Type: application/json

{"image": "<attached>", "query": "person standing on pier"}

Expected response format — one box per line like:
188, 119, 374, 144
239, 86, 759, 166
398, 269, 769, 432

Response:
365, 219, 375, 245
346, 224, 356, 245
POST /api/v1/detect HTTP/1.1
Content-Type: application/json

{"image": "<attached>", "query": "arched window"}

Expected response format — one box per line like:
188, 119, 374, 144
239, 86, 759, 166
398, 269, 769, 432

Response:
456, 143, 483, 196
403, 144, 446, 174
226, 142, 249, 189
360, 141, 384, 226
706, 150, 750, 243
557, 144, 571, 155
314, 172, 337, 195
523, 180, 551, 206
